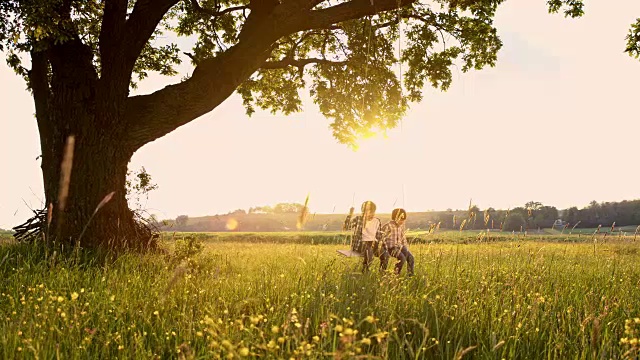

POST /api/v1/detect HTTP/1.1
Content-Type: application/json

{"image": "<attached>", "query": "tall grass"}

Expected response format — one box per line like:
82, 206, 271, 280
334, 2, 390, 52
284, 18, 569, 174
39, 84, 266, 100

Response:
1, 238, 640, 358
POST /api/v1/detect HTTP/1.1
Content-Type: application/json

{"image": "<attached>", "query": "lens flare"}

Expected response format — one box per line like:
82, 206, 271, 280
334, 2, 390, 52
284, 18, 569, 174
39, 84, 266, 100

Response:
226, 218, 238, 231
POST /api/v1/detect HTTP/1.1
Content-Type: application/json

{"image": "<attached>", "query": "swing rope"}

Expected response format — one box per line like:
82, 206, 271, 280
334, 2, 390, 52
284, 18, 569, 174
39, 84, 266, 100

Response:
397, 0, 405, 210
339, 1, 409, 257
350, 13, 375, 254
396, 0, 409, 239
361, 14, 374, 135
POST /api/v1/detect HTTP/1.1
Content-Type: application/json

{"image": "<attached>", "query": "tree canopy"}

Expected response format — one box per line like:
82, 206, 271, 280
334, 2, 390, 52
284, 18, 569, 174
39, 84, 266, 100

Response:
2, 0, 635, 149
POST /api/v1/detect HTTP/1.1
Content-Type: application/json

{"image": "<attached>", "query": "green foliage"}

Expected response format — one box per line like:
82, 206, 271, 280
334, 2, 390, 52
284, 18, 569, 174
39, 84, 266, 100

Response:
503, 212, 527, 232
247, 203, 305, 214
131, 41, 181, 86
238, 66, 305, 116
174, 0, 247, 59
273, 203, 304, 214
125, 167, 158, 211
1, 0, 181, 87
626, 18, 640, 59
525, 201, 543, 211
403, 3, 503, 101
546, 0, 585, 18
175, 215, 189, 228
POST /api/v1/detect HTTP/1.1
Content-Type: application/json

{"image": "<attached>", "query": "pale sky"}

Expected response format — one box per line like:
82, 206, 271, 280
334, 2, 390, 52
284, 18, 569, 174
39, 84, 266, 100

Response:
2, 0, 640, 228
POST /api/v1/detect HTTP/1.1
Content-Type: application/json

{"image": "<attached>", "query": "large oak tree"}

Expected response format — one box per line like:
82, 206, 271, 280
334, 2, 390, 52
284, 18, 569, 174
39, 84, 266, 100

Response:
1, 0, 637, 249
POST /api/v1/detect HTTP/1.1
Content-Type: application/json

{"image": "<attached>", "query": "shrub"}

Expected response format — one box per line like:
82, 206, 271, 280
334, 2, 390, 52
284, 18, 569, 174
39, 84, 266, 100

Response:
503, 213, 527, 232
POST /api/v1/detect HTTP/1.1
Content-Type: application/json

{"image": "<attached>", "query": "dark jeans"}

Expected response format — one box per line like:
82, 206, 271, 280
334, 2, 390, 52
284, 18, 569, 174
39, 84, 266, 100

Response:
362, 242, 375, 273
380, 246, 414, 275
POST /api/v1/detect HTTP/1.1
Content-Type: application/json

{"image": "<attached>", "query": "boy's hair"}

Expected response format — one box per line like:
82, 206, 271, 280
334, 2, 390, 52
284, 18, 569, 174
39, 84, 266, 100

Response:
392, 208, 407, 222
361, 201, 376, 213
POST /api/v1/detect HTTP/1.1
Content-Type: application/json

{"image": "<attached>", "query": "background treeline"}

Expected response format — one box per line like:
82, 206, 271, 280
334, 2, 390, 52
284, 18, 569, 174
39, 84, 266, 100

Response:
156, 199, 640, 233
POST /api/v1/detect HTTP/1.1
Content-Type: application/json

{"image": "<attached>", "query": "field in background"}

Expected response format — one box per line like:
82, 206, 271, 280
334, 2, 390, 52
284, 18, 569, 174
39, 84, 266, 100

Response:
161, 228, 640, 245
159, 210, 640, 236
162, 211, 493, 232
2, 234, 640, 358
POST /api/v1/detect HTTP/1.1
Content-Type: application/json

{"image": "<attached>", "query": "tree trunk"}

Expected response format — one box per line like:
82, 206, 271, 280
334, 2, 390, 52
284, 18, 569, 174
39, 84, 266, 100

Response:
41, 128, 150, 250
29, 40, 154, 251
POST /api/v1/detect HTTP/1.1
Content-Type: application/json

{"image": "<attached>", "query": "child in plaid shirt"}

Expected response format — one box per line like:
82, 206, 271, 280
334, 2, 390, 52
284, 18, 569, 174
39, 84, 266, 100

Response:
381, 208, 415, 276
343, 201, 384, 273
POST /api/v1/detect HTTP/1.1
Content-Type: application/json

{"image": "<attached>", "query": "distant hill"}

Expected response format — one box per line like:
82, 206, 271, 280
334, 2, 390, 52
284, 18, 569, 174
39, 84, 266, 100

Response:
158, 210, 474, 232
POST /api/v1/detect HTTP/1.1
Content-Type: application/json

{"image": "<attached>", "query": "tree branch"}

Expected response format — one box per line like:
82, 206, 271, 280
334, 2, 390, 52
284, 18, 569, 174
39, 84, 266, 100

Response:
237, 0, 282, 42
261, 57, 348, 70
99, 0, 128, 73
121, 0, 180, 79
374, 18, 400, 31
295, 0, 417, 32
290, 0, 327, 11
279, 27, 340, 59
404, 13, 455, 49
188, 0, 251, 50
189, 0, 249, 18
125, 28, 281, 150
404, 13, 437, 26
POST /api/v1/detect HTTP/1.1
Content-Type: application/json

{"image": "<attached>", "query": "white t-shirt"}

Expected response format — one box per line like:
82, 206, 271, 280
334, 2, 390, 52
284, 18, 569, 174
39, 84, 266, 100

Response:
361, 218, 380, 242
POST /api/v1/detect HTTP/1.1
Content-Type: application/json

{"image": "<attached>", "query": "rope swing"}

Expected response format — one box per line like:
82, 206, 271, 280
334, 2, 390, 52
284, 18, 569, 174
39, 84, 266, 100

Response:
338, 1, 408, 257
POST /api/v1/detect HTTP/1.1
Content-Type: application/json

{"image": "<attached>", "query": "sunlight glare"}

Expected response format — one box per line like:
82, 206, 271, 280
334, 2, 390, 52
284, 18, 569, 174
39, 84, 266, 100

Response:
226, 218, 238, 231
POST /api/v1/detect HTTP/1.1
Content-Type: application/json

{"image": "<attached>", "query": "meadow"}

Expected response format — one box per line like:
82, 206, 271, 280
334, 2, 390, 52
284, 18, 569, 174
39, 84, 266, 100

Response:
2, 232, 640, 359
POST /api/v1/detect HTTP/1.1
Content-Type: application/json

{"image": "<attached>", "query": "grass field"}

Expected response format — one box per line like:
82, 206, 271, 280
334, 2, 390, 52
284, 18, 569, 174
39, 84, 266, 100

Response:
2, 234, 640, 359
160, 228, 640, 245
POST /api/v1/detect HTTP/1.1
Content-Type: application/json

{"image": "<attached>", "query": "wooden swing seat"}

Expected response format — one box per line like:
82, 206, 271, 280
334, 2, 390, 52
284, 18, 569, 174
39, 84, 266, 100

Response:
337, 249, 363, 257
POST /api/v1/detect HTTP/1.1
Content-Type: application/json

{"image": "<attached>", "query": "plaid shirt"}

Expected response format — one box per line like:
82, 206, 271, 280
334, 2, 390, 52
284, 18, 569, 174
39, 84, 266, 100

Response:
344, 215, 383, 251
382, 220, 407, 250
